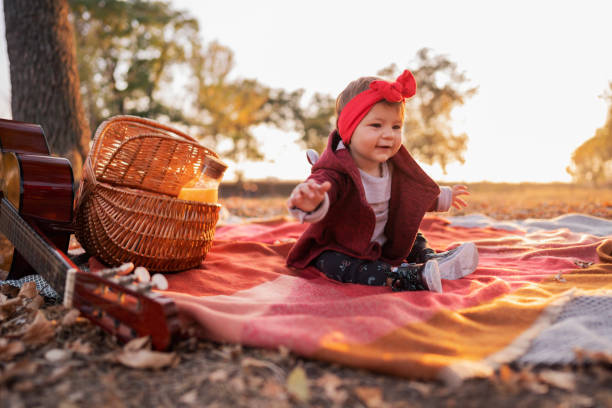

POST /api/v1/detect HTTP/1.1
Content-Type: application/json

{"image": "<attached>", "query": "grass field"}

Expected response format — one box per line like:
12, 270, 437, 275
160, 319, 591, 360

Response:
219, 182, 612, 220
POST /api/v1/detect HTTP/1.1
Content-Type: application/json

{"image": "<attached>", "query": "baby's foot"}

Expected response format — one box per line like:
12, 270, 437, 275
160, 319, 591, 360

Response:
428, 242, 479, 280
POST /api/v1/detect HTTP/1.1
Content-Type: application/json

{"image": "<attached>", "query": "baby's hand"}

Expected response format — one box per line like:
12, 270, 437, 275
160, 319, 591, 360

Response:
451, 184, 470, 209
287, 180, 331, 213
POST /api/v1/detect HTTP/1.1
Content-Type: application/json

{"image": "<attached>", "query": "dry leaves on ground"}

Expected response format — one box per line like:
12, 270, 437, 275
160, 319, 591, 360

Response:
110, 336, 179, 369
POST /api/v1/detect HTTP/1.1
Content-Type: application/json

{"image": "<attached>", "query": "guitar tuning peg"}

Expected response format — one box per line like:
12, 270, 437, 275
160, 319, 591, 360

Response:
97, 262, 135, 278
134, 266, 151, 283
151, 274, 169, 290
116, 275, 136, 285
115, 262, 135, 276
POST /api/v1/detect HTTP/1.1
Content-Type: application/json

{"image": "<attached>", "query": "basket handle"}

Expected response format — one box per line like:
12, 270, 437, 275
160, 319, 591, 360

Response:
75, 155, 97, 212
89, 115, 201, 174
97, 134, 219, 197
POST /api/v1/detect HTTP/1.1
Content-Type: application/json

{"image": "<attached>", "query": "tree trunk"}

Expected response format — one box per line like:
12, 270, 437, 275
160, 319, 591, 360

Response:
4, 0, 90, 181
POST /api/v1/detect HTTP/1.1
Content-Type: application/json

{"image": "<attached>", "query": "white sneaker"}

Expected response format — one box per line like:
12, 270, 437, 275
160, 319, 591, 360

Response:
430, 242, 479, 280
421, 260, 443, 293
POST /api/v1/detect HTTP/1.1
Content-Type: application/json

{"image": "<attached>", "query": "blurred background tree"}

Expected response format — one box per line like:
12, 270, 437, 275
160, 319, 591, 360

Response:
189, 40, 304, 161
567, 83, 612, 186
70, 0, 200, 130
69, 0, 305, 161
5, 0, 91, 179
294, 92, 336, 154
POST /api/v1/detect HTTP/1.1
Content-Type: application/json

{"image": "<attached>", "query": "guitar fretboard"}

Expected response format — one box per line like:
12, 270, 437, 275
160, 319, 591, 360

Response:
0, 197, 69, 295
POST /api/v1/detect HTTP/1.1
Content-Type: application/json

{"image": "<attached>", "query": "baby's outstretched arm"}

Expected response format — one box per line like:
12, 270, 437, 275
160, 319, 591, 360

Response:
287, 179, 332, 213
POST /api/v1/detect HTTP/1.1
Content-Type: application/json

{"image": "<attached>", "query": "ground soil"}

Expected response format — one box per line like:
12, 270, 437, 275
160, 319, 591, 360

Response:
2, 184, 612, 408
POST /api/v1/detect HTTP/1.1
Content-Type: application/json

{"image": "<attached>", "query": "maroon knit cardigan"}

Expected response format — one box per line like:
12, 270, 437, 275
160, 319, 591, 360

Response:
286, 130, 441, 269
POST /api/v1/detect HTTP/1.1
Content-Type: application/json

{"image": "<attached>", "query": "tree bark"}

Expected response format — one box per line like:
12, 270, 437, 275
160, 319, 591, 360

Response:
4, 0, 90, 180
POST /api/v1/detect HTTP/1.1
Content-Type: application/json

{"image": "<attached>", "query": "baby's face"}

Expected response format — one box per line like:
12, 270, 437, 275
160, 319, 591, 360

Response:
348, 102, 403, 176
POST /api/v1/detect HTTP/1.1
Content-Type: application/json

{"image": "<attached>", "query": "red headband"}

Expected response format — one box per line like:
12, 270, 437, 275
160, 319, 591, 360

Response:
337, 70, 417, 144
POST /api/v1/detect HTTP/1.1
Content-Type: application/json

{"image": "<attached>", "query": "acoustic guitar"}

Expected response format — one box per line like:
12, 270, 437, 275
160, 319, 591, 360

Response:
0, 118, 180, 350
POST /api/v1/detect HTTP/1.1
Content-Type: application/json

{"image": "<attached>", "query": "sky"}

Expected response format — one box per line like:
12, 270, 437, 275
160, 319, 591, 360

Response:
1, 0, 612, 183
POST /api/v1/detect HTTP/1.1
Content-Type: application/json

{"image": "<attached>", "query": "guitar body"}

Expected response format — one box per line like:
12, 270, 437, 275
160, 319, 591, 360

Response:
0, 118, 51, 155
0, 119, 74, 280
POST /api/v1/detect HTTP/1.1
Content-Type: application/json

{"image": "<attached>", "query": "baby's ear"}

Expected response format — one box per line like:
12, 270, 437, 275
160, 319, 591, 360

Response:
306, 149, 320, 166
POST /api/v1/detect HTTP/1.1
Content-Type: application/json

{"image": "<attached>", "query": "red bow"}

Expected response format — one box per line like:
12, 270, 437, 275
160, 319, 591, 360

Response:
337, 69, 417, 144
369, 70, 416, 102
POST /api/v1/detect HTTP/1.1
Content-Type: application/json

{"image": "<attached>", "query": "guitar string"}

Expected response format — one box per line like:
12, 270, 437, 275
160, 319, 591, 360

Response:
0, 198, 69, 295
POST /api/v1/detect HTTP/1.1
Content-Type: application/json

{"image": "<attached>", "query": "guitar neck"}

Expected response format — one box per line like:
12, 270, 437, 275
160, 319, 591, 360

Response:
0, 196, 71, 295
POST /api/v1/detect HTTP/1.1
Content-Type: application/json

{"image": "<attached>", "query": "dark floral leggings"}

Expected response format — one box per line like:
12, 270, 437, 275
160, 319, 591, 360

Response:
313, 233, 433, 286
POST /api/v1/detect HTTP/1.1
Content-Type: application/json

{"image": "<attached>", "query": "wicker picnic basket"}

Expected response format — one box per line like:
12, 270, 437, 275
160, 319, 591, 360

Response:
75, 115, 222, 272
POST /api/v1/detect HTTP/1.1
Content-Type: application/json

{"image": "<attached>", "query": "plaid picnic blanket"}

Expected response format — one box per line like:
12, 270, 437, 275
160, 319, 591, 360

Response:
158, 214, 612, 381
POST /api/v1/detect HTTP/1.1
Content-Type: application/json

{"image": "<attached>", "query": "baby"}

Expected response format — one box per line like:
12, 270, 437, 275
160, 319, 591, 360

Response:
286, 70, 478, 293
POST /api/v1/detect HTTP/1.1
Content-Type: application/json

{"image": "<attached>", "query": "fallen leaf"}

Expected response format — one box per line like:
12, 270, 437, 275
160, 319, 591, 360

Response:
0, 297, 23, 320
286, 366, 310, 403
20, 310, 55, 345
45, 348, 72, 363
355, 386, 384, 408
317, 372, 348, 405
18, 281, 37, 299
594, 390, 612, 407
573, 259, 594, 268
567, 394, 594, 407
47, 364, 73, 383
65, 391, 85, 405
0, 284, 19, 298
25, 295, 43, 312
0, 360, 38, 384
0, 338, 24, 361
498, 364, 518, 385
538, 370, 576, 391
407, 381, 432, 397
208, 368, 229, 383
277, 345, 290, 359
574, 348, 612, 364
123, 336, 150, 352
67, 339, 92, 355
514, 367, 549, 394
179, 390, 198, 405
0, 292, 7, 304
229, 376, 246, 393
261, 379, 285, 398
115, 349, 178, 369
523, 380, 549, 394
61, 309, 80, 326
228, 344, 242, 359
13, 379, 35, 392
241, 356, 284, 378
246, 375, 264, 389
